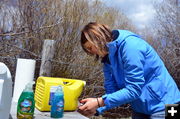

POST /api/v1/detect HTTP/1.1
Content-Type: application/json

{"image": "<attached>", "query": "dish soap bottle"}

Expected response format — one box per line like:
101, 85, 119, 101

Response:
51, 85, 64, 118
17, 81, 35, 119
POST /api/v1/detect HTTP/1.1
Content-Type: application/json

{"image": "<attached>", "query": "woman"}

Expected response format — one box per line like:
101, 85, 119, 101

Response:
78, 22, 180, 119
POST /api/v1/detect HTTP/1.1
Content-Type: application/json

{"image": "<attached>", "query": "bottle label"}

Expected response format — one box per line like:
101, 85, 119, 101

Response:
20, 99, 32, 112
49, 86, 59, 105
56, 100, 64, 112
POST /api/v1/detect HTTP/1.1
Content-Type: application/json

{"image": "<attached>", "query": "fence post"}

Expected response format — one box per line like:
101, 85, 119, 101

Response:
39, 40, 55, 76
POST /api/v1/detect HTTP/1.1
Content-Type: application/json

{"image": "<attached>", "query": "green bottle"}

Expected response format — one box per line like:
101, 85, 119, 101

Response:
17, 81, 35, 119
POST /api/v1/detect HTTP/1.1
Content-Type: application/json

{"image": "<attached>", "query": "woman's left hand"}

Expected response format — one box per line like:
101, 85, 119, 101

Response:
78, 98, 99, 117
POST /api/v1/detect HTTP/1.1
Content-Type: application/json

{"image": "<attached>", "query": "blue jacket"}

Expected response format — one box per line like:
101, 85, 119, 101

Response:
97, 30, 180, 115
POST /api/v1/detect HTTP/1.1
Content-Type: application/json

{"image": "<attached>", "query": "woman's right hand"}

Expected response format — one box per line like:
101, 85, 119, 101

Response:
78, 98, 102, 117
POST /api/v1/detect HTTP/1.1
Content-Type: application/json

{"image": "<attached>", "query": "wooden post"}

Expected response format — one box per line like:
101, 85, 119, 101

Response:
39, 40, 55, 76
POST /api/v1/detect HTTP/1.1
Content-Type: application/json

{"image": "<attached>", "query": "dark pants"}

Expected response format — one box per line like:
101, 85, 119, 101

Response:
132, 110, 165, 119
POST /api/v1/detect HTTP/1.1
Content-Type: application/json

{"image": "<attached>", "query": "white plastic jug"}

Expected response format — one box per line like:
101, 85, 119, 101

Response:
0, 62, 12, 119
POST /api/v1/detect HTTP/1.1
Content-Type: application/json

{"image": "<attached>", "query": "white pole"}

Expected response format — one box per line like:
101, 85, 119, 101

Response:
12, 58, 36, 102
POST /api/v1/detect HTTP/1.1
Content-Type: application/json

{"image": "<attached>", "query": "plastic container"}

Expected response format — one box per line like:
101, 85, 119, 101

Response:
50, 85, 64, 118
0, 62, 12, 119
34, 77, 86, 111
17, 81, 35, 119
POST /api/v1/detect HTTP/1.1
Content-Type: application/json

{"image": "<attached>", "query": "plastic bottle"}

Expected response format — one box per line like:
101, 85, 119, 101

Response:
50, 85, 64, 118
17, 81, 35, 119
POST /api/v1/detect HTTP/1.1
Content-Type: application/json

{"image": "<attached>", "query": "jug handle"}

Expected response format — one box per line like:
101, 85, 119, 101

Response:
62, 79, 74, 86
62, 81, 73, 86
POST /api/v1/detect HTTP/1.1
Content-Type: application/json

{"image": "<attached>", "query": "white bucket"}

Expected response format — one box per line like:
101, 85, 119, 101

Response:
0, 62, 12, 119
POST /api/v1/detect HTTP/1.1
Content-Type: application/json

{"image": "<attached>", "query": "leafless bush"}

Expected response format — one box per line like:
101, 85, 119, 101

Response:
151, 0, 180, 86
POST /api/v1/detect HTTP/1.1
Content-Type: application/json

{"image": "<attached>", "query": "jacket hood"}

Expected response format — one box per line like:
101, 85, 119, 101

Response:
106, 30, 140, 56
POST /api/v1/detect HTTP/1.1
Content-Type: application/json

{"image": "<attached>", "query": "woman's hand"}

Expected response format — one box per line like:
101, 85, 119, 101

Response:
78, 98, 103, 117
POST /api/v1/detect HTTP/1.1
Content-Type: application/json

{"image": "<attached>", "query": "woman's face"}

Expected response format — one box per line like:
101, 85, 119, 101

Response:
83, 41, 107, 57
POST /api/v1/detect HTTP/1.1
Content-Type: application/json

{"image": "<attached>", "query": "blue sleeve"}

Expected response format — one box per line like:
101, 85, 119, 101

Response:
103, 63, 118, 94
98, 38, 146, 114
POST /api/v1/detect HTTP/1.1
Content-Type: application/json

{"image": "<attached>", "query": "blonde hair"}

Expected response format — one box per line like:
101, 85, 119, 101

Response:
81, 22, 113, 59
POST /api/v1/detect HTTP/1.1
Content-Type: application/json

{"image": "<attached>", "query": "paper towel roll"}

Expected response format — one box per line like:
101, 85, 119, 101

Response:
13, 58, 36, 102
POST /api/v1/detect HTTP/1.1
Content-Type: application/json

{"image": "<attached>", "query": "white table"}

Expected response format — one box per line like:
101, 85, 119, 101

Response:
10, 102, 89, 119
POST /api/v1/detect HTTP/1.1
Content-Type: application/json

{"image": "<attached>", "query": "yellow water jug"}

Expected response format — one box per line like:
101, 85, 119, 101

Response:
34, 77, 86, 111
